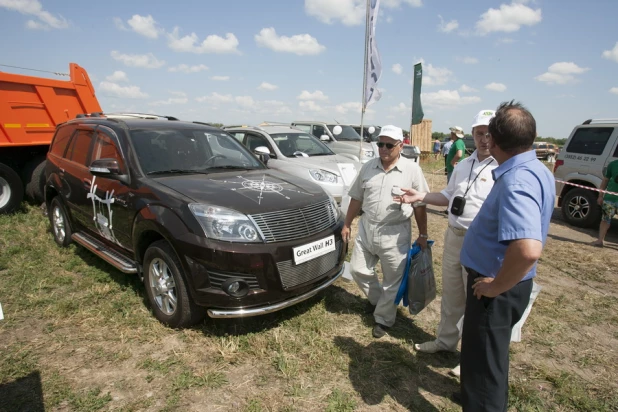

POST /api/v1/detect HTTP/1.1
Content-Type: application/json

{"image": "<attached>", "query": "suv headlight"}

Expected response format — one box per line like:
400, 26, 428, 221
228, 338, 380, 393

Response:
309, 169, 338, 184
189, 203, 262, 243
363, 150, 374, 158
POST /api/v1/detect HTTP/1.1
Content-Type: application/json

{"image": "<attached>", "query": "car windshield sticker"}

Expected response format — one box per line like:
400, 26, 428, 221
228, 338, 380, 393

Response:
87, 176, 119, 244
210, 175, 313, 205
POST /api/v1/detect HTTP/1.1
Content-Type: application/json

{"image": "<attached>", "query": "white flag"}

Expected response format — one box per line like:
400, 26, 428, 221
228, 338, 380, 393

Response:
365, 0, 382, 107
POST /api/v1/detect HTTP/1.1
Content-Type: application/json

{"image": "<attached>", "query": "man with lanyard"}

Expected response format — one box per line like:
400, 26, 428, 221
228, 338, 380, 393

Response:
342, 125, 430, 339
395, 110, 497, 377
459, 101, 555, 410
446, 126, 466, 183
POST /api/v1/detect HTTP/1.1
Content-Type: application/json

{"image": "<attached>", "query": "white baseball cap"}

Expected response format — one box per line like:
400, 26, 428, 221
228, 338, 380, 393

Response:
472, 110, 496, 128
378, 125, 403, 142
449, 126, 464, 138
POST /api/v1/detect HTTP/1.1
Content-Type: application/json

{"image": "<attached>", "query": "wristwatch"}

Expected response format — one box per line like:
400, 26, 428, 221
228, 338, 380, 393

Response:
419, 234, 428, 238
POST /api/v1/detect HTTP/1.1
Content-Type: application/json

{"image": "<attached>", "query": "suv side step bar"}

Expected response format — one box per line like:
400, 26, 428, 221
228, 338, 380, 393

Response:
72, 232, 138, 274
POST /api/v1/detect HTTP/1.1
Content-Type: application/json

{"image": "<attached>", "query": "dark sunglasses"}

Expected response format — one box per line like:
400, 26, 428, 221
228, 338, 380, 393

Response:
377, 142, 398, 149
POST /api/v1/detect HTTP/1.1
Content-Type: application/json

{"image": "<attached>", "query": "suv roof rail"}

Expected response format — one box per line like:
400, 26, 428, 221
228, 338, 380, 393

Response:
104, 112, 180, 121
76, 112, 104, 118
259, 121, 289, 126
223, 125, 265, 131
582, 118, 618, 125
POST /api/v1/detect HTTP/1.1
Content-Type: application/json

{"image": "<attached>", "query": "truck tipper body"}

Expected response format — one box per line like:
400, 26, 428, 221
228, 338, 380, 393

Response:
0, 63, 101, 213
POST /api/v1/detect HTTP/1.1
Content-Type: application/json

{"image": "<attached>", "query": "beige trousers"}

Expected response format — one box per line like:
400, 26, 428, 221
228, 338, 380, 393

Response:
350, 215, 411, 327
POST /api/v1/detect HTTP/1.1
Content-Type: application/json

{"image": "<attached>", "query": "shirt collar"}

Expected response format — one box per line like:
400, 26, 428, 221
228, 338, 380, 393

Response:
375, 155, 403, 172
469, 150, 495, 165
492, 150, 537, 181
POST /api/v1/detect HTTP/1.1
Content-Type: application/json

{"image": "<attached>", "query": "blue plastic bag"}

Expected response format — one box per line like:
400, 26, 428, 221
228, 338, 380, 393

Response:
395, 240, 436, 315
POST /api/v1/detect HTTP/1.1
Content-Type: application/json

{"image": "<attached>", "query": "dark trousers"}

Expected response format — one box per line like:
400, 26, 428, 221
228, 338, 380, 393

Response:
460, 270, 532, 412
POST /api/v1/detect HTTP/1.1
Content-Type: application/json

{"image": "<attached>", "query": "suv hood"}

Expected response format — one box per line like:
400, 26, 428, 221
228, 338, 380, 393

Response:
282, 154, 360, 173
152, 169, 328, 214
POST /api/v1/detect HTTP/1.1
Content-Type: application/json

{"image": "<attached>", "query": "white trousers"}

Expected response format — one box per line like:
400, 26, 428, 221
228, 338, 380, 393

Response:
350, 215, 411, 327
434, 225, 468, 350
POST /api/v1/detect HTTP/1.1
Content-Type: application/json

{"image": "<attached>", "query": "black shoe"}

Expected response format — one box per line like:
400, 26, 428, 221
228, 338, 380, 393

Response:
364, 301, 377, 314
450, 392, 462, 405
372, 323, 389, 338
442, 209, 449, 215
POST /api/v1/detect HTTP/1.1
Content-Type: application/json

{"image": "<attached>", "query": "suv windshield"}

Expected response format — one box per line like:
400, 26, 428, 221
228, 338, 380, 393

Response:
327, 125, 362, 141
270, 132, 334, 157
130, 128, 264, 174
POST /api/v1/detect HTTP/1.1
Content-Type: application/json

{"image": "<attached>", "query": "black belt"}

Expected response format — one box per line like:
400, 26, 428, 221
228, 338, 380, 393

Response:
465, 267, 482, 277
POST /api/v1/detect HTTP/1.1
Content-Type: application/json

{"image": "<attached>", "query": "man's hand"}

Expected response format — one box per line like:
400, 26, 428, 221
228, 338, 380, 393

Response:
415, 236, 428, 250
472, 277, 499, 299
397, 188, 426, 204
341, 224, 352, 243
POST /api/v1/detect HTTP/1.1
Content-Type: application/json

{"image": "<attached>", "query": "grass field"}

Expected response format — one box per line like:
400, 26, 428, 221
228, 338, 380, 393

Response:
1, 156, 617, 411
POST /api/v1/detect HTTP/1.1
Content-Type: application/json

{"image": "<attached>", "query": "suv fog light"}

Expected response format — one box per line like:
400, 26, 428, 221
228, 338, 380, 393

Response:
221, 278, 249, 297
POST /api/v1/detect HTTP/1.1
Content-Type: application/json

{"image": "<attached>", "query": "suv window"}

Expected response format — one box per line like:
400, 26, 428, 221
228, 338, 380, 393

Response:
246, 134, 271, 153
566, 127, 614, 156
270, 132, 333, 156
92, 130, 125, 172
326, 125, 361, 141
50, 125, 76, 157
294, 124, 311, 133
312, 125, 327, 139
67, 129, 94, 166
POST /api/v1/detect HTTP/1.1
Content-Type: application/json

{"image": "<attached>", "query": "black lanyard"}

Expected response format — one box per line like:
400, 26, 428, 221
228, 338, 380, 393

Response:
463, 159, 493, 197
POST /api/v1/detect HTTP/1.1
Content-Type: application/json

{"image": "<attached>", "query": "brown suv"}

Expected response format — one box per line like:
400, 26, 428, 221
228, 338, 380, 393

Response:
533, 142, 559, 161
44, 113, 346, 328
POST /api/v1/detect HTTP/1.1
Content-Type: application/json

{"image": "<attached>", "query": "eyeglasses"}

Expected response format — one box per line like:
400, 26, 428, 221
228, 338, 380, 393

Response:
377, 142, 398, 149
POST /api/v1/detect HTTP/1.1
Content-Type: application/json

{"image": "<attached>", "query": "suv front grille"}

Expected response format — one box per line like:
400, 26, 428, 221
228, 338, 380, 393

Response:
250, 199, 337, 243
277, 241, 342, 290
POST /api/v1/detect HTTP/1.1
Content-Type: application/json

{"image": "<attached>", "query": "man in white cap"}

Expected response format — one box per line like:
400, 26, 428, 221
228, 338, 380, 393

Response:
342, 125, 430, 338
446, 126, 466, 183
395, 110, 497, 375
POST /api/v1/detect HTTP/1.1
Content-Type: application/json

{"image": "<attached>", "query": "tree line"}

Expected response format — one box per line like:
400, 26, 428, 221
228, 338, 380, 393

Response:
431, 132, 567, 146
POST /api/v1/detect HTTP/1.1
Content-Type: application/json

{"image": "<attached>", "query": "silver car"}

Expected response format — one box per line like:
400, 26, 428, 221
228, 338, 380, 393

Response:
224, 125, 361, 203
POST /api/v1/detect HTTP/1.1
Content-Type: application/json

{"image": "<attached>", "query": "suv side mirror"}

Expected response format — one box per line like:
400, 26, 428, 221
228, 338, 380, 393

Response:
89, 158, 130, 183
253, 146, 271, 165
320, 135, 330, 142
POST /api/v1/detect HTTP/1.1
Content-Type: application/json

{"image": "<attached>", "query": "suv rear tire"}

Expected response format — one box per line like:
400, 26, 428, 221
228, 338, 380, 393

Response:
561, 188, 601, 228
143, 240, 205, 328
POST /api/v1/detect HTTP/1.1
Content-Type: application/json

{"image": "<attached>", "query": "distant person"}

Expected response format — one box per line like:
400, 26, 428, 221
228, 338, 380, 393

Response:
591, 158, 618, 247
433, 139, 441, 159
403, 133, 411, 145
441, 136, 454, 176
446, 126, 466, 183
458, 101, 555, 410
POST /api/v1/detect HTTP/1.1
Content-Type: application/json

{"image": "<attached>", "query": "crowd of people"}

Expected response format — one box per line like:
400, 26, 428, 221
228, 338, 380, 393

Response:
341, 101, 562, 411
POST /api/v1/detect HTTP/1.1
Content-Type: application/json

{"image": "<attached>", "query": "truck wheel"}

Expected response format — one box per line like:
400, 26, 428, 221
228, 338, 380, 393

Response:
561, 188, 601, 228
22, 157, 46, 203
0, 163, 24, 214
49, 197, 73, 247
143, 240, 205, 328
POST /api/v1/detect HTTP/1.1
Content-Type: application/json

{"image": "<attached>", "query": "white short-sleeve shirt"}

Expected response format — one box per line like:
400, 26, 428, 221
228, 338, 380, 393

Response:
440, 151, 497, 230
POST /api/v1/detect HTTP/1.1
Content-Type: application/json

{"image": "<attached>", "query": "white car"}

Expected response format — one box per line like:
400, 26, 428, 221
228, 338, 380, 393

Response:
225, 125, 361, 203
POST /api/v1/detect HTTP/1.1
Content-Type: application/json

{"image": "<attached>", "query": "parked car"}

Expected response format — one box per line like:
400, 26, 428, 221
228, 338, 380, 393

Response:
224, 124, 360, 203
44, 113, 346, 327
350, 125, 420, 162
533, 142, 559, 162
290, 121, 375, 163
554, 118, 618, 227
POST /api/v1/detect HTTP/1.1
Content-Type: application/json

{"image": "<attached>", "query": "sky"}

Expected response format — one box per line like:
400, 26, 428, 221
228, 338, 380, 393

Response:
1, 0, 617, 139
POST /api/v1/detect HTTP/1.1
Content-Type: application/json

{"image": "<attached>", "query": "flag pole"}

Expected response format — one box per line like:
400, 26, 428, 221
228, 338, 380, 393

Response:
359, 0, 370, 161
409, 60, 415, 146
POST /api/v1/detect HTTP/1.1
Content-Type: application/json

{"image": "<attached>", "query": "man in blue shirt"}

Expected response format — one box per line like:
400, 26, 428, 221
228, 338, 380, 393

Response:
458, 101, 555, 411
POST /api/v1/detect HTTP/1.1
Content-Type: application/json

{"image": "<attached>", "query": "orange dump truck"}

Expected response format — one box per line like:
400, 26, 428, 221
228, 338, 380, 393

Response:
0, 63, 102, 213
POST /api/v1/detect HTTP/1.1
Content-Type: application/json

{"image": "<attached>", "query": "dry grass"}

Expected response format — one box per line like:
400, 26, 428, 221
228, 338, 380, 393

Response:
1, 158, 617, 411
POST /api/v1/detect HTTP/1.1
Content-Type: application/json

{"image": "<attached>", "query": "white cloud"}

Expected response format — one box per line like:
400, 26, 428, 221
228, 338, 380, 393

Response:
422, 90, 481, 109
610, 87, 618, 95
126, 14, 160, 39
535, 62, 590, 85
98, 81, 148, 99
334, 101, 363, 115
497, 37, 516, 44
459, 84, 478, 93
255, 27, 325, 56
149, 92, 188, 106
437, 15, 459, 33
457, 56, 478, 64
105, 71, 128, 83
258, 82, 279, 91
167, 28, 240, 54
390, 102, 410, 114
110, 50, 165, 69
423, 63, 454, 86
235, 96, 255, 109
168, 64, 208, 73
0, 0, 69, 30
211, 76, 230, 81
485, 82, 507, 92
476, 2, 542, 35
299, 100, 323, 112
392, 63, 403, 75
195, 92, 234, 104
113, 17, 127, 30
602, 42, 618, 63
304, 0, 421, 26
298, 90, 329, 101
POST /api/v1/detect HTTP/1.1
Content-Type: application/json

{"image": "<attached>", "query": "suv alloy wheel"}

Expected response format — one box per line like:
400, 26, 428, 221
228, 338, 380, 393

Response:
561, 188, 601, 228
